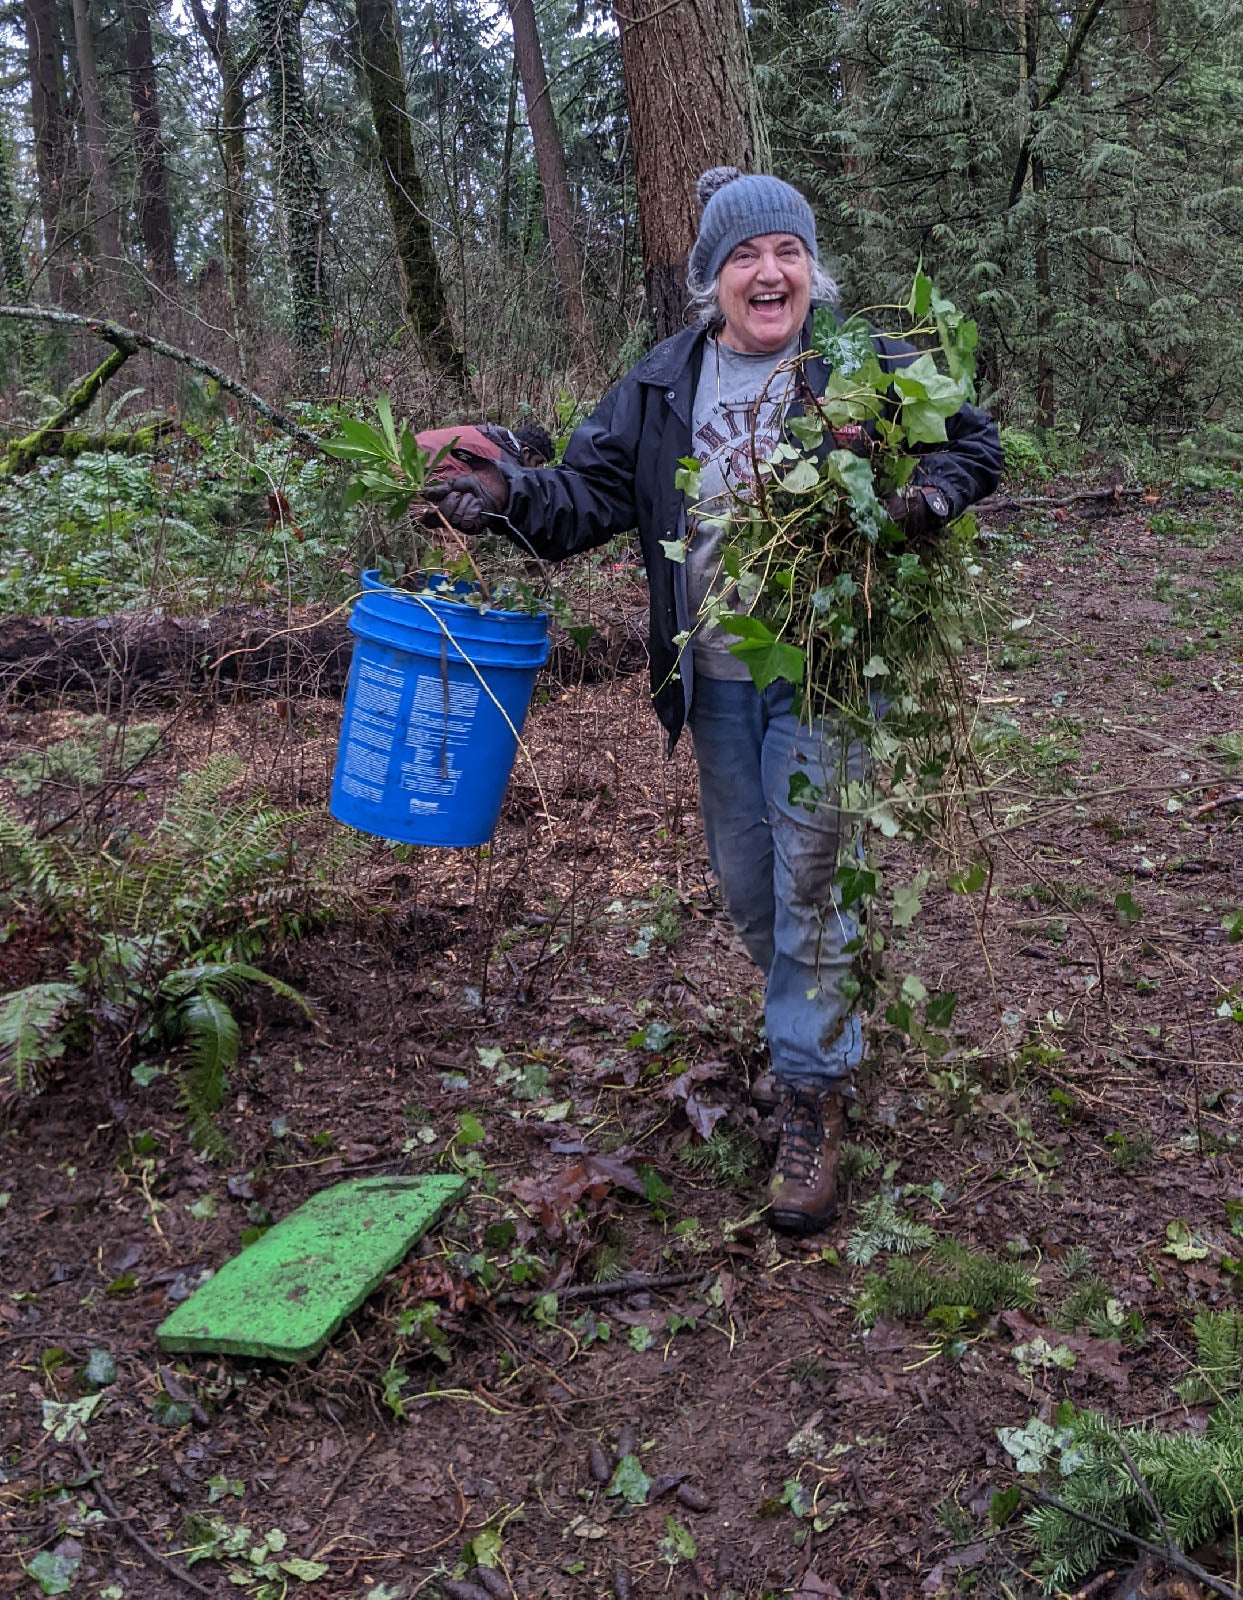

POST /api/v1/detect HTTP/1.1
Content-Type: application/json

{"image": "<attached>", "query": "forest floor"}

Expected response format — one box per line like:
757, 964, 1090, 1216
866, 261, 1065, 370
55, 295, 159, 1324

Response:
2, 490, 1242, 1600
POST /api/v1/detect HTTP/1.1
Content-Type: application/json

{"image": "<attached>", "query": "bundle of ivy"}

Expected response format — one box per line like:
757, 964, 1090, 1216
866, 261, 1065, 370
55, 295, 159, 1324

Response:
678, 273, 983, 839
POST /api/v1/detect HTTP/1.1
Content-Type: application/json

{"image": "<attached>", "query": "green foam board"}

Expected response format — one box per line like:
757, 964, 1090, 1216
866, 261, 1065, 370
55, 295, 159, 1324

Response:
157, 1174, 467, 1361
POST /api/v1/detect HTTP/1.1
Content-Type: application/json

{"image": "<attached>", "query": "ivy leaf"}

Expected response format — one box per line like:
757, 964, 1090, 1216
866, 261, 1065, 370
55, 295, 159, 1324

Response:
836, 863, 877, 911
608, 1454, 652, 1505
951, 862, 988, 894
1163, 1219, 1209, 1261
41, 1393, 105, 1442
997, 1418, 1056, 1473
82, 1348, 117, 1388
891, 879, 925, 928
674, 457, 702, 498
278, 1557, 329, 1582
811, 312, 875, 378
659, 538, 687, 563
780, 458, 820, 493
787, 413, 825, 448
1114, 891, 1142, 928
892, 355, 969, 444
25, 1540, 83, 1596
906, 267, 934, 320
659, 1516, 697, 1562
925, 991, 958, 1029
456, 1112, 486, 1146
719, 614, 805, 691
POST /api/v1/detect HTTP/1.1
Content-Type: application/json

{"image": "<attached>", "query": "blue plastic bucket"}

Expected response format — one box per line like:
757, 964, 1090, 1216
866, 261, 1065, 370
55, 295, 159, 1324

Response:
329, 572, 549, 847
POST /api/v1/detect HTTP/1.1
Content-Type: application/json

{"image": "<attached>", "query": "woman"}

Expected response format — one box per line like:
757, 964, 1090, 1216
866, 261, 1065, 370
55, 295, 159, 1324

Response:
427, 169, 1002, 1232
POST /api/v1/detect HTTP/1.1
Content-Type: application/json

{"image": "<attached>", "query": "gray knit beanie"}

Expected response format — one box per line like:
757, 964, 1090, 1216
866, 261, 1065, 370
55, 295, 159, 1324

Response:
689, 167, 819, 286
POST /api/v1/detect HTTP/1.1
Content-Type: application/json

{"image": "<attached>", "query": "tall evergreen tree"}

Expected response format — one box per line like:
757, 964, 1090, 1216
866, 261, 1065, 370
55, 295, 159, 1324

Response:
256, 0, 329, 362
24, 0, 76, 302
614, 0, 768, 339
508, 0, 591, 365
354, 0, 466, 383
71, 0, 124, 276
121, 0, 177, 278
757, 0, 1243, 430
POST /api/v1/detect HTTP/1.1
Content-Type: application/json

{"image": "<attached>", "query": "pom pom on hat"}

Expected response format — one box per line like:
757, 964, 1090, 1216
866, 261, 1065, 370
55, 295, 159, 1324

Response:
689, 168, 818, 288
696, 166, 743, 208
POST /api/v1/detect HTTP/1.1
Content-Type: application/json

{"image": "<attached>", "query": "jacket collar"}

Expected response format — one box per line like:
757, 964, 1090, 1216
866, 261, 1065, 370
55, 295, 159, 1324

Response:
632, 307, 833, 387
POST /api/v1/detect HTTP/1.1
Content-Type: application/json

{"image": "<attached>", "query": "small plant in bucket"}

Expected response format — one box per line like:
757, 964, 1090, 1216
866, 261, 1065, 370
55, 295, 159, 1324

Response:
322, 401, 552, 847
322, 399, 544, 614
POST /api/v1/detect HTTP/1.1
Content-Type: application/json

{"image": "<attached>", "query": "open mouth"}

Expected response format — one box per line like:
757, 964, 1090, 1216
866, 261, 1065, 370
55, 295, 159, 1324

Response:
750, 293, 788, 312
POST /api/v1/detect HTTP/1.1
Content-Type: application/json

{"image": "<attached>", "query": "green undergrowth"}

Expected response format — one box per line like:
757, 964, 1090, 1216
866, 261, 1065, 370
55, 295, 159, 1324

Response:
0, 755, 359, 1149
0, 419, 363, 617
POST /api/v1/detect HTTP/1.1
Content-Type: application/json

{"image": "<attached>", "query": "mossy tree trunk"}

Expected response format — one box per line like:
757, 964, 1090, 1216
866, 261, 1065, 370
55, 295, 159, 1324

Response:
0, 128, 27, 303
255, 0, 328, 368
354, 0, 466, 385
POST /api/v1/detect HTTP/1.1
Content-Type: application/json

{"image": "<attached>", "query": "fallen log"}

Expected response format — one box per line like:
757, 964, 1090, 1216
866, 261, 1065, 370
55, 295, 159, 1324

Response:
0, 606, 648, 707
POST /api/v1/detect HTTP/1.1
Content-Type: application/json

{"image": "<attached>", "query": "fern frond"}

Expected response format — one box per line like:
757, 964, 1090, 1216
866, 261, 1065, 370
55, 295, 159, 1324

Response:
179, 988, 240, 1132
163, 963, 312, 1018
0, 982, 84, 1090
0, 807, 62, 905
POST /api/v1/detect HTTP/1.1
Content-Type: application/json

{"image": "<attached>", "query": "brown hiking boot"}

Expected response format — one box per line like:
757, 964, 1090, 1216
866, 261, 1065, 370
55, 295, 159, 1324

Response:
750, 1070, 779, 1113
767, 1087, 846, 1235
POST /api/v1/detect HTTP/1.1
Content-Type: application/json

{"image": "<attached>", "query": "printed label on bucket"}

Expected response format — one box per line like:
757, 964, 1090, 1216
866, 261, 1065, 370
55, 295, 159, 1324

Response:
338, 659, 405, 803
398, 677, 482, 807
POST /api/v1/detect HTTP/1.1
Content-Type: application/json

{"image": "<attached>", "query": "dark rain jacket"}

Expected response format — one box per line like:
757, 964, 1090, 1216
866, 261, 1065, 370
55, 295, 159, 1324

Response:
496, 310, 1003, 750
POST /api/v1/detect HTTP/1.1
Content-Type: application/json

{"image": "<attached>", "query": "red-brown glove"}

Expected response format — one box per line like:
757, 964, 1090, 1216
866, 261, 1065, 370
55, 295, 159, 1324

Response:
421, 457, 510, 535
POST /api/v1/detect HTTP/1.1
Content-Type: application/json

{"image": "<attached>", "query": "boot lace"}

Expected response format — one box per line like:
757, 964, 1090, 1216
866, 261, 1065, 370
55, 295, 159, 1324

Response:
774, 1090, 825, 1185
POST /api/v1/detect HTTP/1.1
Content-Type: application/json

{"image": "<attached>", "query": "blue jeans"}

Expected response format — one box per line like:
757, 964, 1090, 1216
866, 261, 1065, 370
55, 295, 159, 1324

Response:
688, 675, 868, 1089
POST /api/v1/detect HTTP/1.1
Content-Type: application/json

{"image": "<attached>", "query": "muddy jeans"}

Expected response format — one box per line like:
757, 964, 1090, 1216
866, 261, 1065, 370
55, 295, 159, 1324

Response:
688, 675, 868, 1088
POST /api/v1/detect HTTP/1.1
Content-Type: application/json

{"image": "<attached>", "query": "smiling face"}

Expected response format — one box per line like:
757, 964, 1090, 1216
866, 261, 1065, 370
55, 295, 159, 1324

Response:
716, 233, 813, 354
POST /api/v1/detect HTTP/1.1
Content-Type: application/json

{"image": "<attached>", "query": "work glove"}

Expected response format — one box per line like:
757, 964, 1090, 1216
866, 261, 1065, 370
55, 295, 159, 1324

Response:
884, 484, 951, 547
421, 462, 509, 535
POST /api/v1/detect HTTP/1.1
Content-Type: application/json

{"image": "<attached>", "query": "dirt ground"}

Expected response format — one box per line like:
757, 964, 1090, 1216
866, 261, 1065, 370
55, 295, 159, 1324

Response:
2, 492, 1242, 1600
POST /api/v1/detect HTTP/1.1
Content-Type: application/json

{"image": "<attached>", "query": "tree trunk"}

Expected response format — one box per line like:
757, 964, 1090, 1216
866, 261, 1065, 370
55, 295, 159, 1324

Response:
507, 0, 591, 365
614, 0, 768, 341
1032, 150, 1054, 428
255, 0, 328, 363
71, 0, 123, 277
24, 0, 75, 303
219, 59, 249, 314
188, 0, 251, 315
497, 49, 519, 250
0, 128, 27, 302
121, 0, 177, 279
354, 0, 466, 383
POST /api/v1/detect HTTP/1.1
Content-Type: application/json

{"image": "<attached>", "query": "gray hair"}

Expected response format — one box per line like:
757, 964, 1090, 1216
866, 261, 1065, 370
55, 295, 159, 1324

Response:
685, 243, 839, 329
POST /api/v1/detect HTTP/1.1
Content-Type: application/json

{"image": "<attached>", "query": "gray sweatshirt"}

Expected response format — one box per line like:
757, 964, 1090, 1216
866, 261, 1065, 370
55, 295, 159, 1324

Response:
686, 334, 800, 679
